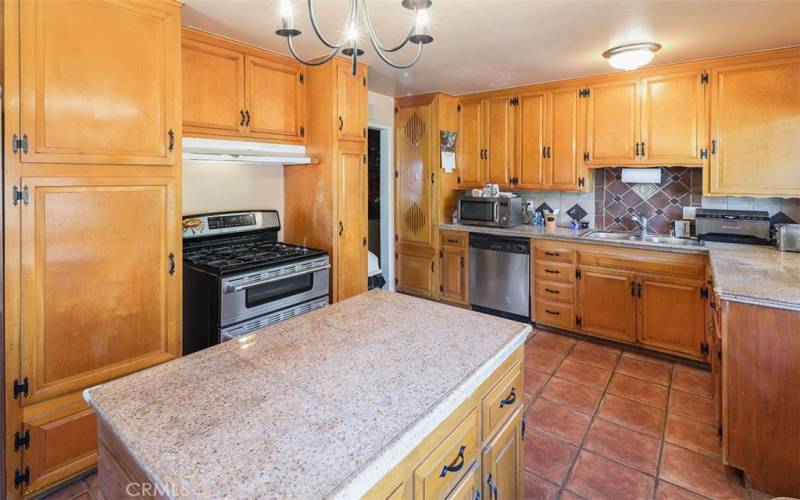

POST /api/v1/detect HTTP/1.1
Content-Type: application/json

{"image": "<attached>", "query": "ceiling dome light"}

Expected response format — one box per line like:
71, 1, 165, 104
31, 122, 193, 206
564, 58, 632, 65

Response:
603, 43, 662, 71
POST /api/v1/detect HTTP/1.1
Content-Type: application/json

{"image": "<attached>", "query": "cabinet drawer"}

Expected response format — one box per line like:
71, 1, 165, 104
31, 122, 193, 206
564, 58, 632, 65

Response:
534, 244, 575, 263
414, 408, 480, 500
534, 279, 574, 304
534, 260, 574, 283
441, 231, 468, 248
534, 300, 574, 330
482, 361, 523, 441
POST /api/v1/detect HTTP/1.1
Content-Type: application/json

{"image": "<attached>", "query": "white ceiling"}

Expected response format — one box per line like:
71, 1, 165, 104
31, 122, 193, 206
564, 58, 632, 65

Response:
182, 0, 800, 97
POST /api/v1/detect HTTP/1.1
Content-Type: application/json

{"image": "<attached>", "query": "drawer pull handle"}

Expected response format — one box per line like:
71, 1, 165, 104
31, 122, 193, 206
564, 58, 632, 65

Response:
446, 239, 460, 244
544, 288, 560, 294
545, 309, 560, 316
544, 251, 560, 256
439, 445, 466, 477
499, 387, 516, 408
544, 269, 560, 274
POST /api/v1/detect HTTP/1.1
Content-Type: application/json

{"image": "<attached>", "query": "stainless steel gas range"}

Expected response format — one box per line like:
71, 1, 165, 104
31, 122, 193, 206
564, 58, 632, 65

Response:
182, 210, 329, 354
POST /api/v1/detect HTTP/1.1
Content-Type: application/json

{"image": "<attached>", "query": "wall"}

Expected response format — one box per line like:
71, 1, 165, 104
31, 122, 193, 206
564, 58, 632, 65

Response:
182, 161, 285, 229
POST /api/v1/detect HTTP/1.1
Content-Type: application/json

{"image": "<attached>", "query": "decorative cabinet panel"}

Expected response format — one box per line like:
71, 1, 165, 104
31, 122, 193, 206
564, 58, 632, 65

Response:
586, 79, 640, 166
456, 100, 483, 188
337, 62, 368, 143
19, 0, 180, 166
577, 266, 637, 342
637, 274, 705, 357
708, 56, 800, 196
336, 149, 368, 301
640, 71, 706, 165
182, 38, 245, 137
182, 28, 306, 145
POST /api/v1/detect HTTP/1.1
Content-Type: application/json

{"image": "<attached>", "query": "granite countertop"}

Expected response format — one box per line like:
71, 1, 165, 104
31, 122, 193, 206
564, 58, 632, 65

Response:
84, 290, 531, 499
440, 223, 800, 312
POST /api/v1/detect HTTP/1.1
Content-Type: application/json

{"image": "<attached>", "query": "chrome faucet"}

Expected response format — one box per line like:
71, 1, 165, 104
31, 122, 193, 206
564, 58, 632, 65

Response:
631, 212, 651, 235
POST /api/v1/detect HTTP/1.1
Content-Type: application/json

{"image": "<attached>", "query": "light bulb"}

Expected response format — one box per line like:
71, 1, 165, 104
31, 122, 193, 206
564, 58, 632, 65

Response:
608, 50, 655, 70
280, 0, 293, 20
415, 9, 429, 28
346, 22, 358, 42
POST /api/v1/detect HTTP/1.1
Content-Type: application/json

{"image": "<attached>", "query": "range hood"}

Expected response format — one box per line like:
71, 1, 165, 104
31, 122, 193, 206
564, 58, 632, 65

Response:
182, 137, 317, 165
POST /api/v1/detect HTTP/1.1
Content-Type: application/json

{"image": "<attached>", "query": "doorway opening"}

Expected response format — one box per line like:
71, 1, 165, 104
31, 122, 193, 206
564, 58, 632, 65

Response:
367, 125, 393, 290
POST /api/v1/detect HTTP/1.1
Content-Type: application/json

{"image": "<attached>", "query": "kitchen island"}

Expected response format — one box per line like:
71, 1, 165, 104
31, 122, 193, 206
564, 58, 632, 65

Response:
84, 289, 530, 499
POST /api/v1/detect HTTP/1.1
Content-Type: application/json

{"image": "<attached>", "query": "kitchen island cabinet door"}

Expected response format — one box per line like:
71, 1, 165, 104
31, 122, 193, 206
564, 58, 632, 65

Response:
182, 36, 246, 138
245, 54, 306, 144
18, 0, 180, 166
482, 405, 523, 500
637, 274, 705, 359
336, 149, 368, 301
577, 266, 637, 342
586, 79, 640, 166
457, 100, 484, 188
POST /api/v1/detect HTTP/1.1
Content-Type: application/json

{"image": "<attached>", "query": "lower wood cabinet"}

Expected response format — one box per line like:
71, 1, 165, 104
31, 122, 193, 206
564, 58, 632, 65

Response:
576, 266, 637, 343
438, 231, 469, 305
481, 406, 523, 500
446, 462, 481, 500
637, 274, 706, 357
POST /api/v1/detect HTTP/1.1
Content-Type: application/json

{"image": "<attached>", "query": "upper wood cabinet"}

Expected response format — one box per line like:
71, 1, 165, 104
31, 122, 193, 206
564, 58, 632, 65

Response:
586, 79, 640, 166
182, 29, 306, 144
336, 63, 368, 143
484, 97, 516, 188
336, 148, 368, 300
547, 87, 587, 190
456, 101, 483, 188
182, 38, 245, 137
708, 56, 800, 196
18, 0, 180, 166
516, 93, 547, 189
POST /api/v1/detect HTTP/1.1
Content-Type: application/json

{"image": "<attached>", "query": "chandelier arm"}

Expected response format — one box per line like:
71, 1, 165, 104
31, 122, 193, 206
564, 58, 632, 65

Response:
350, 0, 358, 76
362, 0, 415, 53
307, 0, 356, 49
287, 36, 342, 66
367, 37, 424, 70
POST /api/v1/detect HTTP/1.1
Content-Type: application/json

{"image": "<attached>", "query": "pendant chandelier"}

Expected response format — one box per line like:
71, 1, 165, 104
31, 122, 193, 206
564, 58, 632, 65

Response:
275, 0, 434, 76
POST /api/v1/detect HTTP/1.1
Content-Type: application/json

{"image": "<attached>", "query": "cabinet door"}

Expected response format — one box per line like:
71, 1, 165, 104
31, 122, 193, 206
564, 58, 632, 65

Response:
457, 101, 484, 188
396, 243, 436, 298
709, 57, 800, 196
482, 405, 522, 500
637, 274, 705, 359
18, 0, 180, 165
640, 71, 705, 165
182, 38, 246, 138
245, 55, 306, 144
586, 79, 639, 166
548, 87, 586, 190
440, 245, 467, 305
484, 97, 516, 187
447, 462, 481, 500
336, 150, 368, 301
337, 63, 368, 143
516, 93, 547, 189
577, 266, 636, 342
19, 177, 181, 405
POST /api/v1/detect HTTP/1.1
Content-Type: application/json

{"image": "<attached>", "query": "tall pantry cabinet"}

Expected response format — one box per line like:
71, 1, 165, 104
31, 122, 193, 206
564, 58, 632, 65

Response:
283, 58, 369, 302
3, 1, 183, 497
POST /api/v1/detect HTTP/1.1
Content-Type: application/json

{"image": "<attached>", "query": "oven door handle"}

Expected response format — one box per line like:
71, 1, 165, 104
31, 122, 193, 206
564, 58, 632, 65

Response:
494, 202, 500, 223
224, 264, 331, 293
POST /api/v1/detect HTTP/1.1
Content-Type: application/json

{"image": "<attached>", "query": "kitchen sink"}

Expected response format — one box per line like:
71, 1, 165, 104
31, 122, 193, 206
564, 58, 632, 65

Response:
581, 230, 703, 247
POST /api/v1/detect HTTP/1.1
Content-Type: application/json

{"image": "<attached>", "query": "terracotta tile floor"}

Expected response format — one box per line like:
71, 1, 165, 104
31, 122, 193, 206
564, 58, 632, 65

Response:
521, 329, 758, 500
43, 329, 763, 500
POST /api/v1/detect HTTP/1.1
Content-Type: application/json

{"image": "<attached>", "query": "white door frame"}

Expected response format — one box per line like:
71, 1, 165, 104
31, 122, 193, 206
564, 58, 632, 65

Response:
368, 122, 394, 290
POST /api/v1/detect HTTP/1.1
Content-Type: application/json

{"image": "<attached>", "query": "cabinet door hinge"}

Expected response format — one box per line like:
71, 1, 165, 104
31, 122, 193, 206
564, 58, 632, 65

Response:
521, 417, 526, 439
14, 467, 30, 489
362, 76, 367, 87
394, 252, 398, 259
394, 107, 398, 114
362, 236, 367, 247
431, 261, 435, 273
12, 185, 29, 206
439, 250, 443, 258
701, 72, 709, 84
717, 423, 722, 438
394, 277, 398, 285
14, 430, 30, 452
700, 341, 709, 356
363, 154, 367, 164
395, 170, 399, 178
700, 287, 709, 299
12, 133, 29, 154
394, 234, 398, 242
583, 152, 590, 162
700, 148, 708, 160
457, 104, 462, 112
440, 285, 444, 293
299, 126, 305, 138
299, 73, 304, 84
576, 316, 582, 327
363, 128, 367, 139
575, 269, 582, 279
457, 176, 462, 184
168, 129, 175, 152
578, 176, 585, 187
431, 172, 435, 184
13, 377, 29, 399
578, 88, 591, 98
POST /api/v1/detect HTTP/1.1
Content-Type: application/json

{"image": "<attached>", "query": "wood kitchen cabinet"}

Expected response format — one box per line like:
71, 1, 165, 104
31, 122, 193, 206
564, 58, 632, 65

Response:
577, 266, 637, 343
515, 92, 547, 189
586, 78, 640, 166
337, 63, 369, 143
439, 231, 469, 305
707, 55, 800, 196
336, 148, 368, 300
4, 1, 183, 496
484, 96, 516, 188
183, 28, 306, 145
637, 274, 706, 357
547, 86, 588, 190
457, 100, 484, 188
482, 406, 523, 500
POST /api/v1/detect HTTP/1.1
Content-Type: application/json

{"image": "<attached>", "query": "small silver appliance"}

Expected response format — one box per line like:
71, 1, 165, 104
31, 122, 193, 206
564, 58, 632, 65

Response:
695, 209, 770, 245
458, 195, 523, 228
774, 223, 800, 252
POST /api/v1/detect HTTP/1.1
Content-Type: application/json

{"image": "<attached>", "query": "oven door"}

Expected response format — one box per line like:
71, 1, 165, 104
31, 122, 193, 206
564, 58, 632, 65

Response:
459, 199, 499, 226
220, 256, 330, 327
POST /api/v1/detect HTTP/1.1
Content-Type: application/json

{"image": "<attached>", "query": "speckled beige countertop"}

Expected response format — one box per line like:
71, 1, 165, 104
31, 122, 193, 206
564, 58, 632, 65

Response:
440, 223, 800, 312
84, 290, 530, 499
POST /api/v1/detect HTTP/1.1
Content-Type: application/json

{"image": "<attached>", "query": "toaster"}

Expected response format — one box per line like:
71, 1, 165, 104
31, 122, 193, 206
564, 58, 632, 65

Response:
774, 223, 800, 252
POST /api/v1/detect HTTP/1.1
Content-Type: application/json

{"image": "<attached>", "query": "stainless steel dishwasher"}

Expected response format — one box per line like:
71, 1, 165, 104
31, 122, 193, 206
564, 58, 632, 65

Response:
469, 233, 530, 318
